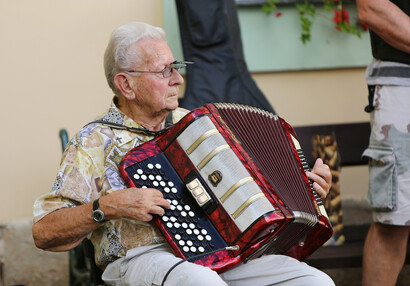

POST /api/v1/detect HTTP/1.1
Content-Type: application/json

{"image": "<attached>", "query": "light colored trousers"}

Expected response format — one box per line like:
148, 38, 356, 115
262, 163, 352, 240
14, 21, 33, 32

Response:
102, 244, 334, 286
366, 85, 410, 225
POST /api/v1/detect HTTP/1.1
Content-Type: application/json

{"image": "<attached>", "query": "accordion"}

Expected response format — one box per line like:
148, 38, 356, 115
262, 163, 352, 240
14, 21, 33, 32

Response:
119, 103, 333, 273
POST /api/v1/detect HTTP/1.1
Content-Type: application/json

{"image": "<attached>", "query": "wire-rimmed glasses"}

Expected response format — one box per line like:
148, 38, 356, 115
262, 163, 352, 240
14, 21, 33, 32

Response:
124, 61, 194, 78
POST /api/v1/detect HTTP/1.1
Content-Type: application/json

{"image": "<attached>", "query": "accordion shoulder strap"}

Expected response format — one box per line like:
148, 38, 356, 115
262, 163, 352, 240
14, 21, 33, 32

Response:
84, 111, 174, 136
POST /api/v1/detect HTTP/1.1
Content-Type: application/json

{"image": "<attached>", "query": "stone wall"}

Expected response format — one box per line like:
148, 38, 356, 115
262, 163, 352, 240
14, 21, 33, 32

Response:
0, 219, 68, 286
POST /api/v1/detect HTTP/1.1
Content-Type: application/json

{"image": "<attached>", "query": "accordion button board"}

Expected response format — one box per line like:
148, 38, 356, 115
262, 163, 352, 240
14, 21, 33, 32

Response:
126, 152, 227, 258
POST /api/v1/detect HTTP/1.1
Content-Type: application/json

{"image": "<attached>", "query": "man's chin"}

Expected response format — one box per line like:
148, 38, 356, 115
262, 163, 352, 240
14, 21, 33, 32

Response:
166, 99, 179, 111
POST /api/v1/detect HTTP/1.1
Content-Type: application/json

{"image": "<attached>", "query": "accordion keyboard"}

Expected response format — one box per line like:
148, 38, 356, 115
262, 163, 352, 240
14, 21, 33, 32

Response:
126, 152, 227, 259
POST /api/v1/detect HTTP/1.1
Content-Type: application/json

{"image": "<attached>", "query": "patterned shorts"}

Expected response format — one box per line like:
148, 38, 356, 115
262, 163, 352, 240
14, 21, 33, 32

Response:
362, 85, 410, 226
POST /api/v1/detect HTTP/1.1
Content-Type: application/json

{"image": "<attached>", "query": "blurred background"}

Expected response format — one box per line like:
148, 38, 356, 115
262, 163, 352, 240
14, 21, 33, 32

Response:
0, 0, 376, 284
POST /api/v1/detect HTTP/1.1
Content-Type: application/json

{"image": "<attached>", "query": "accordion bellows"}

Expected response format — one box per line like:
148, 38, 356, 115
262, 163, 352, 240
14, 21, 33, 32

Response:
119, 103, 333, 273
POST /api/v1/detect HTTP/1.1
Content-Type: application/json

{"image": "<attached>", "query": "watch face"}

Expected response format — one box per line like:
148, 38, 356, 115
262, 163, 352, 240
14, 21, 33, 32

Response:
93, 209, 105, 222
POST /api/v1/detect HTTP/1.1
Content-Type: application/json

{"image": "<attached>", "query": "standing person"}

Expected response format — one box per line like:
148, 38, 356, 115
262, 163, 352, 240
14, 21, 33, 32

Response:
32, 22, 334, 286
357, 0, 410, 285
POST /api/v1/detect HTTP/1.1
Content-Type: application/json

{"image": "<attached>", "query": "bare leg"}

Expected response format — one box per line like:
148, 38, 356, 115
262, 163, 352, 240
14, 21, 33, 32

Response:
362, 222, 410, 286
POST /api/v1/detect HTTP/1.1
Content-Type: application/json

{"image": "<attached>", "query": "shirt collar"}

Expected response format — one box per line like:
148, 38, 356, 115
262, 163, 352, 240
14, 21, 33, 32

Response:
95, 98, 155, 146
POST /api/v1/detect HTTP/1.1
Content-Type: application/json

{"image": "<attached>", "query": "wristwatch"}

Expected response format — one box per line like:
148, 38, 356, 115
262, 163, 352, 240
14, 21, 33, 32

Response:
92, 198, 107, 223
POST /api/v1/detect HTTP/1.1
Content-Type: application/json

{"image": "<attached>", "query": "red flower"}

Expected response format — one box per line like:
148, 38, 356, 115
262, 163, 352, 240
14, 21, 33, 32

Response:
359, 21, 369, 31
333, 8, 349, 24
275, 12, 283, 18
333, 7, 350, 30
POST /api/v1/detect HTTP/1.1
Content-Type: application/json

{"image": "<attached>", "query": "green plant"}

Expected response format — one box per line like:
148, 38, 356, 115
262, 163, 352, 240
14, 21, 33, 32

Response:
262, 0, 368, 44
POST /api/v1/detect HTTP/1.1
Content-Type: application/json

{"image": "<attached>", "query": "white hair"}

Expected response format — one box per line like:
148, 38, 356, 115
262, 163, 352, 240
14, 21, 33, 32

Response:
104, 22, 166, 94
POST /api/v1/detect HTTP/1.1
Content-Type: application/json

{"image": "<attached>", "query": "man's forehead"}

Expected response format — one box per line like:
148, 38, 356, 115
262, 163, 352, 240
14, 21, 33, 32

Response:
134, 38, 173, 67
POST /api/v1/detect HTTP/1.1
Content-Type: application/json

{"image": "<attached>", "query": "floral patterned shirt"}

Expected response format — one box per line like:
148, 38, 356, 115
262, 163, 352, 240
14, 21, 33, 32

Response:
33, 98, 188, 268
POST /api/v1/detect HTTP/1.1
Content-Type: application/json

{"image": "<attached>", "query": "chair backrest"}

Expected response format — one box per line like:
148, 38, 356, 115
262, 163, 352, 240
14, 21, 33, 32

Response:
59, 129, 69, 151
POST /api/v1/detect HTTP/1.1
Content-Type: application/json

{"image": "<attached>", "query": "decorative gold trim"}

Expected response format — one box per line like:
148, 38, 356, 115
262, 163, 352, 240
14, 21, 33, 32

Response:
232, 193, 266, 219
291, 134, 301, 150
186, 129, 219, 155
197, 144, 230, 170
220, 177, 254, 202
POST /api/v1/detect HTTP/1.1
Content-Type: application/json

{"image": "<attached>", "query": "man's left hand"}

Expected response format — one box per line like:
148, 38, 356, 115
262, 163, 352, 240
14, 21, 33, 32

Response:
306, 158, 332, 199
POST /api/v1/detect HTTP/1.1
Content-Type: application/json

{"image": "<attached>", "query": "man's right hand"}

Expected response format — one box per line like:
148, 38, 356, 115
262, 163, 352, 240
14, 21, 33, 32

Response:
100, 188, 171, 222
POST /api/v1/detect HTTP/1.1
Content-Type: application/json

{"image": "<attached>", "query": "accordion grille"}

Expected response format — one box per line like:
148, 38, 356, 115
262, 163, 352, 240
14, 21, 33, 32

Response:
176, 115, 276, 232
214, 103, 316, 216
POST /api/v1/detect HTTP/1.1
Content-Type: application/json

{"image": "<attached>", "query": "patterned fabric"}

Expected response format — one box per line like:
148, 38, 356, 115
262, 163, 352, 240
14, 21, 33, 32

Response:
33, 98, 188, 268
363, 85, 410, 225
363, 58, 410, 225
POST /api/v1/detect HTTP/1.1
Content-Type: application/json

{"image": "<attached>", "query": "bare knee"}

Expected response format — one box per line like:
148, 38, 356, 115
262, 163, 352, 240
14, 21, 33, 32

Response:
368, 223, 410, 243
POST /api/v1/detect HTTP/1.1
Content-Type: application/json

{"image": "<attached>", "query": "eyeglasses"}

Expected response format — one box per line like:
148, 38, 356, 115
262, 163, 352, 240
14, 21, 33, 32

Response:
124, 61, 194, 78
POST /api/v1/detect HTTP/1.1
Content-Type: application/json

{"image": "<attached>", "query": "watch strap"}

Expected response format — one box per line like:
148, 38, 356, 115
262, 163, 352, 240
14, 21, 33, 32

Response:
93, 198, 100, 211
92, 198, 107, 223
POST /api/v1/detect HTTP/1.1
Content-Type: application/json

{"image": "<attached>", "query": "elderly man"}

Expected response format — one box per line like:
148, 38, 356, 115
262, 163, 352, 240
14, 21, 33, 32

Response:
32, 22, 334, 286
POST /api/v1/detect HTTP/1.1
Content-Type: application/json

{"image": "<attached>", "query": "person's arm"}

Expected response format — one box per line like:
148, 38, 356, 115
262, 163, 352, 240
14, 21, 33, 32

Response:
306, 158, 332, 199
357, 0, 410, 53
32, 187, 170, 252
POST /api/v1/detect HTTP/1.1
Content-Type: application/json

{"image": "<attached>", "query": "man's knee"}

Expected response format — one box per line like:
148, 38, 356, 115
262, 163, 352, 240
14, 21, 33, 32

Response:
185, 268, 226, 286
303, 270, 335, 286
166, 262, 227, 286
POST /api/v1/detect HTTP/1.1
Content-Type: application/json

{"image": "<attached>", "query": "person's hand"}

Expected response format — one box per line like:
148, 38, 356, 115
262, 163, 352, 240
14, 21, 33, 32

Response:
306, 158, 332, 199
100, 188, 170, 222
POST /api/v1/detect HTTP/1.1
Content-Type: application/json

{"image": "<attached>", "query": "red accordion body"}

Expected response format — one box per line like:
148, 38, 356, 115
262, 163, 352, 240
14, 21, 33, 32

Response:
119, 103, 333, 273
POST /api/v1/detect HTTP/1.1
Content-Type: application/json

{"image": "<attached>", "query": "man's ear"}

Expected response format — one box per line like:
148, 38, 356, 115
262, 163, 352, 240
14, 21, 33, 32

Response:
114, 74, 135, 100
